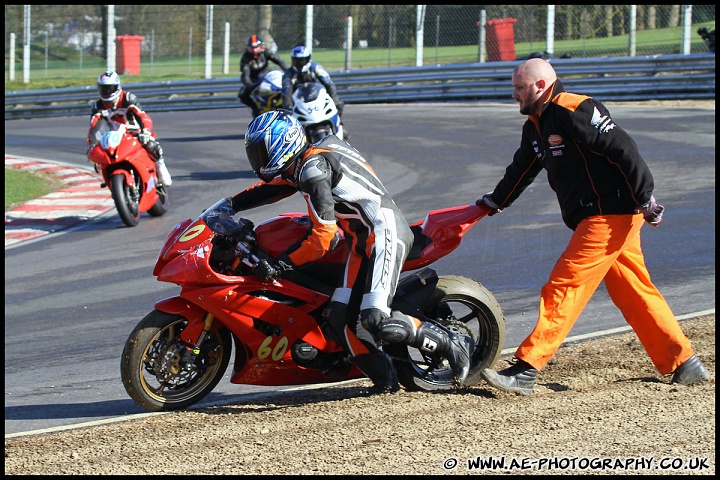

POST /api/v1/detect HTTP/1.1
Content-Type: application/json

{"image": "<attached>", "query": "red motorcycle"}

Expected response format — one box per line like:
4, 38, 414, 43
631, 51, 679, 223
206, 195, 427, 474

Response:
87, 115, 168, 227
120, 198, 505, 411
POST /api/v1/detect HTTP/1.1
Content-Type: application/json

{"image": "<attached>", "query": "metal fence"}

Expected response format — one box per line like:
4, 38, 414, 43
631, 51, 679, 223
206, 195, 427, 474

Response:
4, 5, 716, 85
5, 53, 715, 121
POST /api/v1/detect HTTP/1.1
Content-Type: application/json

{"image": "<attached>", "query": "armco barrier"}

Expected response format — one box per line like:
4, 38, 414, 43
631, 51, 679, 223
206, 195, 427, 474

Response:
5, 53, 715, 120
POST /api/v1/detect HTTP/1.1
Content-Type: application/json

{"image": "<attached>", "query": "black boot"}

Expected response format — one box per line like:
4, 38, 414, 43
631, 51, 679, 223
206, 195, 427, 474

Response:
353, 351, 400, 395
413, 322, 473, 387
323, 304, 400, 395
376, 312, 473, 387
481, 357, 538, 396
671, 354, 710, 385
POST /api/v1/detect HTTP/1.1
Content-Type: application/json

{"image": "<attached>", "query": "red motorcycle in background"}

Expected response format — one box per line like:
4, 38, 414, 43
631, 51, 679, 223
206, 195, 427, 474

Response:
87, 114, 168, 227
120, 198, 505, 412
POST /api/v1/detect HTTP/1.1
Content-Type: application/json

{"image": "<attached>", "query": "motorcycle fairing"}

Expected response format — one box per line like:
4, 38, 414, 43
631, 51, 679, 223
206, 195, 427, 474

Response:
88, 122, 161, 213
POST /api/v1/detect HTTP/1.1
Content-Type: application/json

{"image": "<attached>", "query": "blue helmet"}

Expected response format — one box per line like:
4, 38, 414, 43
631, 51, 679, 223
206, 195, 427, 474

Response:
291, 45, 312, 73
245, 110, 307, 182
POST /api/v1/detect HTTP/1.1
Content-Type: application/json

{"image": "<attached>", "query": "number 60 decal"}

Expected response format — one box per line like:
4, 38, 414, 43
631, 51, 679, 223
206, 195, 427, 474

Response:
257, 336, 289, 361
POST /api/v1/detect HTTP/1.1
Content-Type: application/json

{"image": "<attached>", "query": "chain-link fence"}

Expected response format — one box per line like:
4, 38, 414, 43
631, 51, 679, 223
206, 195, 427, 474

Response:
5, 5, 716, 86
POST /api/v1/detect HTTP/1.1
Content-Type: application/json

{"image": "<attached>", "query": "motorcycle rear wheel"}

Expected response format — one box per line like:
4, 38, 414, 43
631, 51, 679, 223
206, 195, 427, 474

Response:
306, 125, 333, 144
111, 173, 140, 227
387, 275, 505, 391
120, 310, 232, 412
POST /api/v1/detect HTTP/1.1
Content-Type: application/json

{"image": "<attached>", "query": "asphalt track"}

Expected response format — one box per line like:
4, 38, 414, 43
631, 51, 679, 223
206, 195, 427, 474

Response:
4, 103, 715, 438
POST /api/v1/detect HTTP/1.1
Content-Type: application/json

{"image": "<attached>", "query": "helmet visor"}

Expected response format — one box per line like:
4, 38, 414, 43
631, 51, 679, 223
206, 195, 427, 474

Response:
293, 57, 310, 71
98, 84, 119, 99
246, 141, 272, 182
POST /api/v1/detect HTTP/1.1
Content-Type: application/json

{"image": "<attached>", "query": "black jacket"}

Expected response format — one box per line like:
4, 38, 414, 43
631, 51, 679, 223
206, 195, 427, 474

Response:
240, 51, 288, 87
489, 79, 655, 230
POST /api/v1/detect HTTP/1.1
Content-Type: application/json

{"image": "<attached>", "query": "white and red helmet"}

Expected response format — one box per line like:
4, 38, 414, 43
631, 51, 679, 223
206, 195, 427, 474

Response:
97, 71, 122, 103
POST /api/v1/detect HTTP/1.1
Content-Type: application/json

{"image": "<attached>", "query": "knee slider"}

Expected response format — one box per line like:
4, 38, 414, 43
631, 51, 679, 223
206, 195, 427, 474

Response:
359, 308, 386, 335
375, 312, 415, 344
149, 141, 163, 160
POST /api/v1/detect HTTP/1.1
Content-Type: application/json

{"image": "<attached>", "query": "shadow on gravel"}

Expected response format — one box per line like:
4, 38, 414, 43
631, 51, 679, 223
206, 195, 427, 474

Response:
194, 383, 501, 416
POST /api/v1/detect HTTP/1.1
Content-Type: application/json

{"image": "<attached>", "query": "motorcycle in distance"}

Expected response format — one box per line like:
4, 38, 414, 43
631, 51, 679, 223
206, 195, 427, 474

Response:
246, 69, 284, 118
120, 198, 505, 412
86, 114, 168, 227
289, 81, 344, 143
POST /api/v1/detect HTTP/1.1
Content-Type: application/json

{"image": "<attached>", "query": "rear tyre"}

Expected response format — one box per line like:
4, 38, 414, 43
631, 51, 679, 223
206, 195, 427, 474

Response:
387, 275, 505, 391
305, 125, 332, 144
120, 310, 232, 412
111, 173, 140, 227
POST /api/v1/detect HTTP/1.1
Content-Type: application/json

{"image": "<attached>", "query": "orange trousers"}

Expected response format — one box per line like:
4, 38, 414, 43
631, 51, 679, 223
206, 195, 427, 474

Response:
515, 214, 694, 375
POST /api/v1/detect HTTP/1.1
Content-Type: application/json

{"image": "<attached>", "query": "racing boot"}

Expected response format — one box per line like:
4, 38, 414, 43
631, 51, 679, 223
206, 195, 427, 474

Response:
480, 357, 537, 396
353, 350, 401, 396
324, 304, 400, 395
671, 354, 710, 385
155, 157, 172, 187
377, 311, 474, 387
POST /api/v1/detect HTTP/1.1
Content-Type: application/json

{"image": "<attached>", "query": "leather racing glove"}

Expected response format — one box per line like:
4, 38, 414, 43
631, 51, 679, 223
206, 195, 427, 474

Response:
138, 129, 153, 145
636, 194, 665, 227
476, 192, 502, 216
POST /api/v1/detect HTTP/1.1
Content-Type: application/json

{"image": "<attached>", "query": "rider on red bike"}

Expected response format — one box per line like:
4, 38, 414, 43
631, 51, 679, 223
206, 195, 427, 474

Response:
88, 71, 172, 187
230, 110, 473, 393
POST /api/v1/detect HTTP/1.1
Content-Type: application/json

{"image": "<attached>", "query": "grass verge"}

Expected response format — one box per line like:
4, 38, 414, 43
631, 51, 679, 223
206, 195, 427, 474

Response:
5, 167, 63, 212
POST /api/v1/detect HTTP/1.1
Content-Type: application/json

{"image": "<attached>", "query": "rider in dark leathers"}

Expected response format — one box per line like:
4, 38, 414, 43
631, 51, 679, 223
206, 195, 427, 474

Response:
237, 34, 288, 118
231, 110, 473, 393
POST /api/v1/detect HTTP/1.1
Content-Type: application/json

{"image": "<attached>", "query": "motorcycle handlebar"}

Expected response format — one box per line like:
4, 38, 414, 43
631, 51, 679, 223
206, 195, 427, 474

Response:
235, 241, 260, 268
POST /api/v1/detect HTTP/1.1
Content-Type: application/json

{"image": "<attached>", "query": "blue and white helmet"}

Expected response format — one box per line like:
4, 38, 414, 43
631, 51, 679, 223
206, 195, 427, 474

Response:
291, 45, 312, 73
245, 110, 307, 182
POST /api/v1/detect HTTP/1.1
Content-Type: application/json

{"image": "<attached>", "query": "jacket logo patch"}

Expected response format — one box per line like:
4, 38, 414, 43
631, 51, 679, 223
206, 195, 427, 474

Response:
590, 106, 616, 134
548, 134, 563, 146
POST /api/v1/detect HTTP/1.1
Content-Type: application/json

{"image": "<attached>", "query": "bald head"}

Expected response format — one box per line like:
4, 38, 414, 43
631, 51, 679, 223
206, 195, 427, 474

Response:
514, 58, 557, 85
511, 58, 558, 116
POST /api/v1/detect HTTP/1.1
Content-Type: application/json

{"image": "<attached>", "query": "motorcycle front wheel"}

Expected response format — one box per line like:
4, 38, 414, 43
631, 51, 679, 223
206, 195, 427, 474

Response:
387, 275, 505, 391
147, 186, 169, 217
120, 310, 232, 412
111, 172, 140, 227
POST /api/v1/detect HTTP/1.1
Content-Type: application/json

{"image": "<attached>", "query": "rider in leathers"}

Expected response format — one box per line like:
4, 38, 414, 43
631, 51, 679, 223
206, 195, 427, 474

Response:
281, 46, 346, 128
88, 70, 172, 186
238, 35, 288, 118
232, 110, 473, 393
